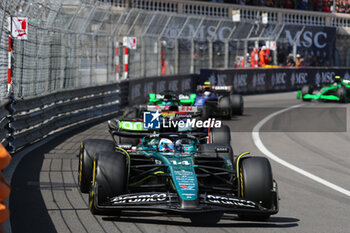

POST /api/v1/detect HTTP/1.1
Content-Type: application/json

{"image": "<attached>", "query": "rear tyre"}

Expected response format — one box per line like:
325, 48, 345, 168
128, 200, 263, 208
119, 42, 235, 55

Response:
210, 125, 231, 144
230, 94, 244, 115
218, 96, 232, 119
89, 151, 127, 215
201, 104, 210, 120
238, 157, 273, 221
78, 139, 115, 193
301, 85, 313, 102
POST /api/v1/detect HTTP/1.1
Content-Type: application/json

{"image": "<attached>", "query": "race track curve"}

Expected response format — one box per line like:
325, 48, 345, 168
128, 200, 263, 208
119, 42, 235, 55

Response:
10, 92, 350, 233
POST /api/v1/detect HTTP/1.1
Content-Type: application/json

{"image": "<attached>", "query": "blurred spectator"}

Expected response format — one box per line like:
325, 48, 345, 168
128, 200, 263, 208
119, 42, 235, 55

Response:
321, 0, 331, 12
250, 48, 259, 67
196, 0, 350, 14
259, 46, 269, 67
297, 0, 307, 10
266, 0, 274, 7
286, 54, 296, 67
295, 54, 305, 67
285, 0, 294, 8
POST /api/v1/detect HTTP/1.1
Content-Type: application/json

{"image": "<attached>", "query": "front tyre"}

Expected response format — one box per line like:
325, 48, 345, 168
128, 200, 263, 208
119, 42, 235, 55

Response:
301, 85, 313, 102
337, 87, 347, 103
238, 157, 274, 221
89, 151, 127, 215
78, 139, 115, 193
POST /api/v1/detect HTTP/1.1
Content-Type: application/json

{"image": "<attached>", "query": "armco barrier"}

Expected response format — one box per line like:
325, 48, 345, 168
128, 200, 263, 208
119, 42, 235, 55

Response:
200, 68, 350, 94
6, 83, 120, 153
0, 101, 10, 148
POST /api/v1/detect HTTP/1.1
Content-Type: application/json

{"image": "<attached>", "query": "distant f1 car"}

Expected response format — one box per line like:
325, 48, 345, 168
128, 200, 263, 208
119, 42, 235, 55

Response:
78, 123, 278, 223
195, 82, 244, 119
297, 77, 350, 103
135, 90, 200, 118
138, 84, 243, 120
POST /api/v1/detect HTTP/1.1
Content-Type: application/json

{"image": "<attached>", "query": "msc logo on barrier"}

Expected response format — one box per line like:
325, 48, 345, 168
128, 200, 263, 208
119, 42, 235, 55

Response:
143, 111, 161, 129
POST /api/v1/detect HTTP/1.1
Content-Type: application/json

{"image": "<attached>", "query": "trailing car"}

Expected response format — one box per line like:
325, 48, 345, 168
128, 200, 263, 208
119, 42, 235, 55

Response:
135, 90, 200, 117
78, 124, 278, 223
135, 86, 244, 121
195, 82, 244, 119
297, 76, 350, 103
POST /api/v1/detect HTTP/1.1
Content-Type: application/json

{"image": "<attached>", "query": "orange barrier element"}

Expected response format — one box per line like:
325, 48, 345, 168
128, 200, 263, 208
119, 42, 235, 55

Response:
0, 143, 12, 231
0, 203, 9, 225
0, 144, 11, 170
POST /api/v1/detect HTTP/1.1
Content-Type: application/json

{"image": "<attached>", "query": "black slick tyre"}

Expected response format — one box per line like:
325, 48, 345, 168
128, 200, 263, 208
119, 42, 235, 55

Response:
238, 157, 273, 221
336, 87, 347, 103
78, 139, 115, 193
218, 96, 231, 119
230, 94, 243, 115
301, 85, 313, 102
210, 125, 231, 144
89, 151, 127, 215
201, 104, 210, 120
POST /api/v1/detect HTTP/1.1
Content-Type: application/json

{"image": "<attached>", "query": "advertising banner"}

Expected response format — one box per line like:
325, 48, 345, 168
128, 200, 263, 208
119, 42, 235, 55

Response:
12, 17, 28, 40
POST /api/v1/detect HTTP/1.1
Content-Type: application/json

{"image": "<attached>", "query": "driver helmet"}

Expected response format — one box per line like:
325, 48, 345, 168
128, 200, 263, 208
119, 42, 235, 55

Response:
175, 139, 193, 153
203, 91, 211, 97
204, 91, 211, 97
158, 138, 174, 152
204, 81, 212, 91
334, 75, 342, 82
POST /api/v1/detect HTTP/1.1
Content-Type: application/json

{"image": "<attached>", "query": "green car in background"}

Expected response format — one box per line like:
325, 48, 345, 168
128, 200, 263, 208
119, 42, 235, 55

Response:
149, 91, 197, 106
297, 76, 350, 103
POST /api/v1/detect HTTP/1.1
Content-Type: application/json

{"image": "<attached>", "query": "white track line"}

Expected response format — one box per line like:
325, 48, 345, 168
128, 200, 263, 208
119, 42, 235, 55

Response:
252, 104, 350, 197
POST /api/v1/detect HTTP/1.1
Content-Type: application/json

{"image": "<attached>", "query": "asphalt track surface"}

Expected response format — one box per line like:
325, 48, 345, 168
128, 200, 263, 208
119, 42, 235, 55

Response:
10, 92, 350, 233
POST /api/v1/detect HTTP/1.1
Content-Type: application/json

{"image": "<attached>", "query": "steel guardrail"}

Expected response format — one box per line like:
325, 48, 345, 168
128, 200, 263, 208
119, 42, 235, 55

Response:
5, 83, 120, 153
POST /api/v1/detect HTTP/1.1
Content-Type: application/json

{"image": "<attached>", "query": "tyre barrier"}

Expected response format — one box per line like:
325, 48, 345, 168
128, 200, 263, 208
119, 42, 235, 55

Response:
0, 143, 11, 232
4, 83, 121, 153
0, 101, 10, 148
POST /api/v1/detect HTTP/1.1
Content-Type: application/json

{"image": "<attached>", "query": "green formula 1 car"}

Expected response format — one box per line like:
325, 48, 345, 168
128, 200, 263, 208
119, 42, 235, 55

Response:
77, 123, 279, 224
297, 76, 350, 103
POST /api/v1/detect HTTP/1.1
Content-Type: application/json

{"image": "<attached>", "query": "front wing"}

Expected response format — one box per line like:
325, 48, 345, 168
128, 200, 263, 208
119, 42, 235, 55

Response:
92, 191, 279, 215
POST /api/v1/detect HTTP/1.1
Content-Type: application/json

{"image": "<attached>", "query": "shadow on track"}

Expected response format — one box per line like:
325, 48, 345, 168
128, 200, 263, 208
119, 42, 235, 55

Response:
10, 115, 117, 233
102, 212, 299, 228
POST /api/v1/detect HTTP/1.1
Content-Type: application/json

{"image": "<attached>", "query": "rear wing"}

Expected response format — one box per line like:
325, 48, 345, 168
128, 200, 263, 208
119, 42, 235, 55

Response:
197, 85, 232, 94
108, 119, 151, 139
145, 105, 199, 113
149, 93, 196, 105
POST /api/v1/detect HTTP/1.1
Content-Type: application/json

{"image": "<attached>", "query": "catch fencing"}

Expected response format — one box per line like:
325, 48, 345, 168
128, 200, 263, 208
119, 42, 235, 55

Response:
2, 0, 350, 104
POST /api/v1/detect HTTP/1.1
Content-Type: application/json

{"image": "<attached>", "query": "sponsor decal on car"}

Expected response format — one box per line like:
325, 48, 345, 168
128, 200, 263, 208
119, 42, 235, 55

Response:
180, 185, 195, 190
215, 147, 230, 153
206, 195, 257, 208
119, 121, 146, 131
111, 193, 168, 204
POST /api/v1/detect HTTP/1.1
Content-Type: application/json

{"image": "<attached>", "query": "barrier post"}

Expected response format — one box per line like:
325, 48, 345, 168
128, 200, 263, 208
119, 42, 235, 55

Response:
123, 46, 129, 80
115, 41, 120, 82
8, 35, 12, 96
7, 16, 13, 97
